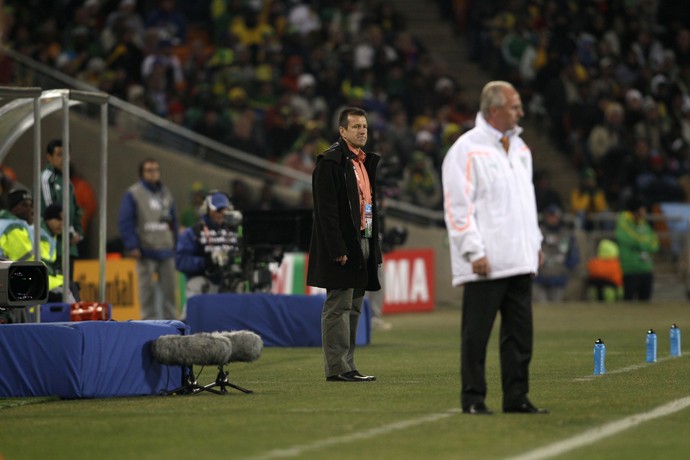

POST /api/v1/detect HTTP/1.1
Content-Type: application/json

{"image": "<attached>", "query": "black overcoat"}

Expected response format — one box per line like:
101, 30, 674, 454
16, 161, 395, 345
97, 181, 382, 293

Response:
306, 139, 382, 290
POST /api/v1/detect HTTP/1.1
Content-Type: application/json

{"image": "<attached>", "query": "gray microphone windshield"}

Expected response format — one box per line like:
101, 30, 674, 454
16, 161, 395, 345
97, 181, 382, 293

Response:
152, 332, 233, 367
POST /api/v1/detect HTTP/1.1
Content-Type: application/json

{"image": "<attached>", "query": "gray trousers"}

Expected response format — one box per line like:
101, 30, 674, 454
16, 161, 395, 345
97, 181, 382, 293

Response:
322, 238, 369, 377
136, 257, 178, 320
366, 264, 384, 319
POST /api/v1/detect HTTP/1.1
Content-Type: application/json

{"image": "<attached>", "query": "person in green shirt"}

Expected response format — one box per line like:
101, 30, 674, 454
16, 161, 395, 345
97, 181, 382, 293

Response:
615, 197, 660, 301
40, 139, 84, 278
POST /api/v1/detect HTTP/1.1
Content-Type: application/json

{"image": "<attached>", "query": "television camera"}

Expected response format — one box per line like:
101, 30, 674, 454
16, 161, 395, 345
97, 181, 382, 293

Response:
0, 260, 49, 309
215, 209, 312, 293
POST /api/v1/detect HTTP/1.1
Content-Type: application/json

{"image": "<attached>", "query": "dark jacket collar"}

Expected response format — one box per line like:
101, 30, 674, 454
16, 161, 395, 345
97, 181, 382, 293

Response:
322, 138, 361, 163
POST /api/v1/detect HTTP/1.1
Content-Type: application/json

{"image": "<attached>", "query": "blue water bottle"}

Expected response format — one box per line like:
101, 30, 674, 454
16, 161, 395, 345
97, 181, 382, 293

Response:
646, 329, 657, 363
593, 338, 606, 375
670, 324, 681, 357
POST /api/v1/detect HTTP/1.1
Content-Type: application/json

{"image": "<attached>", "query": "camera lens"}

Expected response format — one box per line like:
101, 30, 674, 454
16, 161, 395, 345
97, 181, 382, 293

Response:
8, 266, 47, 301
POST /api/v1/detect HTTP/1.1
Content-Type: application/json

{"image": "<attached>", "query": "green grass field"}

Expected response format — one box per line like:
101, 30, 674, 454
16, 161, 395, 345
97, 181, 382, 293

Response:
1, 301, 689, 460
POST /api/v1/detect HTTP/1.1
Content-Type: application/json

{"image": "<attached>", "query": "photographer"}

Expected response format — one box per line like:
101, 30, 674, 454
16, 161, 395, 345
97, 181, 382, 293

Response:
176, 191, 244, 315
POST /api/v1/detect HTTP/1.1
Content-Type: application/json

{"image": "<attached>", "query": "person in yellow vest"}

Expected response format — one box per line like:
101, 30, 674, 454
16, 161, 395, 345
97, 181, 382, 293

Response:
0, 189, 34, 262
36, 203, 79, 302
0, 189, 34, 324
0, 190, 76, 306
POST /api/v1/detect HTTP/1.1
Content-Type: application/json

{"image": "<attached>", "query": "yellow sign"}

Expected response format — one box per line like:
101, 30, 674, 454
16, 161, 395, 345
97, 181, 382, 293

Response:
74, 259, 140, 320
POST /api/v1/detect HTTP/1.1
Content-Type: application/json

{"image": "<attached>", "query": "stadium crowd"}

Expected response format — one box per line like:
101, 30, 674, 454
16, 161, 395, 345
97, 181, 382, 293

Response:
1, 0, 479, 210
464, 0, 690, 212
2, 1, 690, 216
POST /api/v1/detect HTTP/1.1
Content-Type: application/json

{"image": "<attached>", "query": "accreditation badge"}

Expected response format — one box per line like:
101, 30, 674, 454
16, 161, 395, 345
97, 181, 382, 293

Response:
364, 203, 373, 238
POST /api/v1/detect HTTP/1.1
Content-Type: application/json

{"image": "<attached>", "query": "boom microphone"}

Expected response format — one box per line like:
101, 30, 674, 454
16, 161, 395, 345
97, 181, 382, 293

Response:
151, 332, 232, 367
219, 330, 264, 362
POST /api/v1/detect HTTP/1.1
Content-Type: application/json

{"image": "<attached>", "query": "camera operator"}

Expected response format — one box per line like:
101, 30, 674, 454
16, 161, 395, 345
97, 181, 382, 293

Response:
0, 190, 76, 324
176, 191, 244, 317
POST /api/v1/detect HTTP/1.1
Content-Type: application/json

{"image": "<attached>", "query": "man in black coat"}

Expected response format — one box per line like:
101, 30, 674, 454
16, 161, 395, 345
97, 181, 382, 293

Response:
307, 107, 382, 382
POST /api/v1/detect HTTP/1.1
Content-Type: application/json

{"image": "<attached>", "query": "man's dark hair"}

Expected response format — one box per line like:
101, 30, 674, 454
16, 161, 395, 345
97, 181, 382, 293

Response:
46, 139, 62, 155
338, 107, 367, 129
139, 158, 159, 178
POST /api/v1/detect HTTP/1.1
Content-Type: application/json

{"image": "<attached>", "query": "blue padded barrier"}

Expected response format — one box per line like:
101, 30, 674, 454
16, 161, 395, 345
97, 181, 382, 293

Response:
0, 320, 188, 398
186, 293, 370, 347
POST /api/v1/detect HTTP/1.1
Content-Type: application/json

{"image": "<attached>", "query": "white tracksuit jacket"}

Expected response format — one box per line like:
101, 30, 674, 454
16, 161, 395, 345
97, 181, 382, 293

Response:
442, 113, 542, 286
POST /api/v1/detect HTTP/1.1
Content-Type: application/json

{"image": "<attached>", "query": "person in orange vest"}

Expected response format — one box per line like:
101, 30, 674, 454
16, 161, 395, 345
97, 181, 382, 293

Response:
586, 239, 624, 301
70, 164, 97, 257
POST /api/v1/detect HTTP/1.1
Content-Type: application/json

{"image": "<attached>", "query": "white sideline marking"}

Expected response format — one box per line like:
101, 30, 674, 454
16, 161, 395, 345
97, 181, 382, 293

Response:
245, 408, 461, 460
506, 396, 690, 460
573, 355, 678, 381
249, 357, 687, 459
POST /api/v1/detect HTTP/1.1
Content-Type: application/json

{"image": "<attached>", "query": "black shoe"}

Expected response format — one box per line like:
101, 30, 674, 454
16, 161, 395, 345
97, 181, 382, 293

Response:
326, 373, 360, 382
463, 403, 493, 415
503, 401, 549, 414
348, 370, 376, 381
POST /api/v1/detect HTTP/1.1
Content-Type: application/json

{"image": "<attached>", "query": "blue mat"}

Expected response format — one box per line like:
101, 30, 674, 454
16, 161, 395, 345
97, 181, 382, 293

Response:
0, 320, 188, 398
187, 293, 370, 347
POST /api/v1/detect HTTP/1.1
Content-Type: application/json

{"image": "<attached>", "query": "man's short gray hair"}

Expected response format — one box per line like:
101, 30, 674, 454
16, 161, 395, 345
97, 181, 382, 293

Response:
479, 81, 515, 118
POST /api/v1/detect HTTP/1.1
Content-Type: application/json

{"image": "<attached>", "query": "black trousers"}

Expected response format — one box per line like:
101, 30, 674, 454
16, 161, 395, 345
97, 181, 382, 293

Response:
460, 274, 533, 409
623, 273, 653, 301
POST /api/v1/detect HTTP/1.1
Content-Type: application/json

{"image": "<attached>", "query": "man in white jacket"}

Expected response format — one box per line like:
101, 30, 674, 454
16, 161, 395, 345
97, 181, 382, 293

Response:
442, 81, 547, 415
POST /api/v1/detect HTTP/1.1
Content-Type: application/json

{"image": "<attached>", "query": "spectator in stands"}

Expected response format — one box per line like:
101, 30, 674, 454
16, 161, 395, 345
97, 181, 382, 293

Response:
226, 88, 266, 155
438, 123, 463, 164
570, 167, 609, 231
615, 197, 660, 301
103, 0, 145, 50
194, 105, 230, 145
623, 89, 646, 133
103, 23, 145, 100
141, 37, 185, 96
400, 149, 442, 209
387, 109, 416, 169
144, 0, 187, 45
635, 97, 665, 154
263, 92, 302, 160
534, 169, 563, 214
291, 73, 328, 122
229, 7, 275, 62
118, 158, 178, 319
534, 205, 579, 303
636, 154, 685, 205
55, 26, 101, 79
586, 238, 624, 302
587, 101, 625, 167
40, 139, 84, 278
